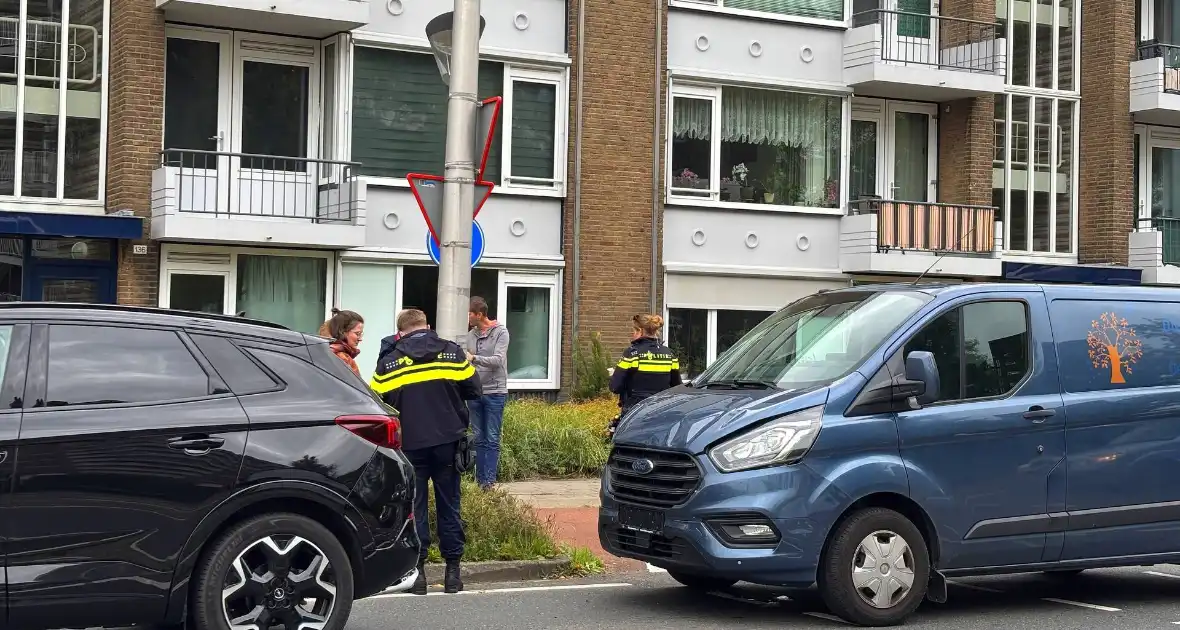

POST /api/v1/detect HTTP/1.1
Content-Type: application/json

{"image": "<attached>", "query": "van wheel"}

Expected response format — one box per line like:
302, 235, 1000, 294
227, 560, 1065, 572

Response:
666, 570, 737, 591
192, 513, 354, 630
818, 507, 930, 627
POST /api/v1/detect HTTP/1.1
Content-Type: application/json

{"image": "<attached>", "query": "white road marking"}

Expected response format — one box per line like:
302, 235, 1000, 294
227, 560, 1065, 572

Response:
1042, 597, 1121, 612
366, 582, 633, 600
1146, 570, 1180, 580
647, 563, 668, 573
803, 611, 851, 624
948, 580, 1004, 593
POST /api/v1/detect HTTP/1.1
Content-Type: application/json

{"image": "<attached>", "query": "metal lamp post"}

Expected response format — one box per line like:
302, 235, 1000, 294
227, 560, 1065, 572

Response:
425, 4, 486, 343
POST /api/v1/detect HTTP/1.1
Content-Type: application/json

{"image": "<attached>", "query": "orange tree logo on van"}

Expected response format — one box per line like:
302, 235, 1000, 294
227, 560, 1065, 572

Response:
1086, 312, 1143, 384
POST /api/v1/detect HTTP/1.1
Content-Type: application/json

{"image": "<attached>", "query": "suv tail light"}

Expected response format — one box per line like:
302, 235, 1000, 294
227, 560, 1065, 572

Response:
335, 415, 402, 450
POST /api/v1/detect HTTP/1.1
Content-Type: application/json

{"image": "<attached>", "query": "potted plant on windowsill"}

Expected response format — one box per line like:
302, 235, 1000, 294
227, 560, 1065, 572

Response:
760, 168, 785, 204
731, 163, 752, 202
672, 168, 707, 191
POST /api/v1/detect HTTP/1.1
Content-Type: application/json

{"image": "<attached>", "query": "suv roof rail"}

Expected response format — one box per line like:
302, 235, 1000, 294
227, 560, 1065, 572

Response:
0, 302, 291, 331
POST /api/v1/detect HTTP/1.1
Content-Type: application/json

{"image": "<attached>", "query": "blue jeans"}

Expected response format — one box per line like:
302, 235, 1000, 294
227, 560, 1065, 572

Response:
468, 393, 507, 487
404, 441, 465, 561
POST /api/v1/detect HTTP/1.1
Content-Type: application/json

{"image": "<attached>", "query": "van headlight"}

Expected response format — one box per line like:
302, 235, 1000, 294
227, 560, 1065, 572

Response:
707, 406, 824, 473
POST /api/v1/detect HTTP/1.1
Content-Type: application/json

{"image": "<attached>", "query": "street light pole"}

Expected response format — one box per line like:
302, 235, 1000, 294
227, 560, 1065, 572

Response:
435, 0, 482, 343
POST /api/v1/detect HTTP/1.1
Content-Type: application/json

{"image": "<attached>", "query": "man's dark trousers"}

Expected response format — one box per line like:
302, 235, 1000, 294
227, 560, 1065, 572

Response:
404, 441, 465, 561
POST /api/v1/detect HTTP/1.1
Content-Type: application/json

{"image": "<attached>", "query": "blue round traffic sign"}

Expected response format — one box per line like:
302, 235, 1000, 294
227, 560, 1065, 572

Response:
427, 220, 485, 267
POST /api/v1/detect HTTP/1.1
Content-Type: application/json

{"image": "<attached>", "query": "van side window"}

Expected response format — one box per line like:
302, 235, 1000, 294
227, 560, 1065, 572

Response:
903, 301, 1029, 403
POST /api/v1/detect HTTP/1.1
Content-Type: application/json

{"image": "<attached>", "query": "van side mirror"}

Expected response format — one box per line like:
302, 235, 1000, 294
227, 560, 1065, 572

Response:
903, 351, 940, 407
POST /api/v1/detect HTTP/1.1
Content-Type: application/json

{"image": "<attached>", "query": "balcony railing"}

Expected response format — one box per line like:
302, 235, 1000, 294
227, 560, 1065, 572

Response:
851, 197, 996, 254
156, 149, 361, 223
850, 9, 1002, 74
1138, 42, 1180, 94
1136, 215, 1180, 266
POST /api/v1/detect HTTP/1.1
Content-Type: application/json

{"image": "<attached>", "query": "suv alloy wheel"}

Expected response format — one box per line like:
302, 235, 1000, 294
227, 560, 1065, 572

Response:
192, 513, 355, 630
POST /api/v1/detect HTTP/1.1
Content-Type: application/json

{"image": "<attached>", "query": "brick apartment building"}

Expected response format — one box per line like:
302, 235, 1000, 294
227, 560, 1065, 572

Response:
0, 0, 1173, 395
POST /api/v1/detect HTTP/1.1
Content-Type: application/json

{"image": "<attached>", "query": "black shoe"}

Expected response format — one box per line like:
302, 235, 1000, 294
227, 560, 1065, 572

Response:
411, 561, 427, 595
444, 559, 463, 594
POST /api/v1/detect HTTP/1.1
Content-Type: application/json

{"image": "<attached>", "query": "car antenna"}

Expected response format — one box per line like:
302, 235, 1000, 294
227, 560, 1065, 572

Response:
911, 223, 979, 286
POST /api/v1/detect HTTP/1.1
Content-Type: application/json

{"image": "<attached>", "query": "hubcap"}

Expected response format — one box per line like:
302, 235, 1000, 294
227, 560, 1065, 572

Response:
222, 535, 337, 630
851, 530, 916, 610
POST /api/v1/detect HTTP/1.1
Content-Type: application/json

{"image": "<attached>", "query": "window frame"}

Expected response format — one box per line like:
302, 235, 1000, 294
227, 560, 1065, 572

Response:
32, 322, 225, 411
891, 298, 1033, 406
0, 0, 112, 208
668, 0, 848, 29
157, 244, 335, 333
348, 44, 569, 199
666, 81, 846, 216
1134, 124, 1180, 225
663, 305, 777, 375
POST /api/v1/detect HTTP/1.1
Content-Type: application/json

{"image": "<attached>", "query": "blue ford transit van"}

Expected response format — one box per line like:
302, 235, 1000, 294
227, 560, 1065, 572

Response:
599, 282, 1180, 626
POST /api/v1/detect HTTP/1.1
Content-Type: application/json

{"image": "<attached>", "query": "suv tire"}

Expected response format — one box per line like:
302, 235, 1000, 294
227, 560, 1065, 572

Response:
666, 571, 738, 591
192, 513, 355, 630
818, 507, 930, 627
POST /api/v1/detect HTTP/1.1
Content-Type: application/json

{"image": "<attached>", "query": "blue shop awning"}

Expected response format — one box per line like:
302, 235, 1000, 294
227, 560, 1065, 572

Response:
0, 211, 143, 240
1002, 261, 1142, 286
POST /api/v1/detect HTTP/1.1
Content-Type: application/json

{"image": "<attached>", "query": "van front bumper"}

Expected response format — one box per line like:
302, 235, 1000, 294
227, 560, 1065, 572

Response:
597, 455, 848, 588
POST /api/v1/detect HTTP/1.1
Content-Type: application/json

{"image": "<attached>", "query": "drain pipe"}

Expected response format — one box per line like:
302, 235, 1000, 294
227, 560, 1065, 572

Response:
649, 0, 663, 314
570, 0, 587, 384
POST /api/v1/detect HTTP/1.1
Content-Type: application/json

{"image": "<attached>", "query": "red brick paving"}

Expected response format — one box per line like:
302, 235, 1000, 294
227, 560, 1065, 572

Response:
534, 506, 645, 574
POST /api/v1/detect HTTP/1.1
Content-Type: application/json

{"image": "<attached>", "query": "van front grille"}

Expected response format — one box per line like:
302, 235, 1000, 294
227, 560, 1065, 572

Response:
607, 445, 701, 508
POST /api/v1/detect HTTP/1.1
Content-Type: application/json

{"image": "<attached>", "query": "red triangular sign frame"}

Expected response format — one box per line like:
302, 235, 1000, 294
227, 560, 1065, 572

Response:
407, 173, 495, 246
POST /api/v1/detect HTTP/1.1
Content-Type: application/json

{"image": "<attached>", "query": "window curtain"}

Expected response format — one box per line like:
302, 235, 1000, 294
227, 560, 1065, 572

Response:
721, 87, 839, 203
506, 286, 550, 379
850, 120, 878, 201
236, 255, 327, 334
893, 111, 929, 201
724, 0, 843, 21
351, 48, 503, 179
672, 98, 712, 141
510, 82, 557, 179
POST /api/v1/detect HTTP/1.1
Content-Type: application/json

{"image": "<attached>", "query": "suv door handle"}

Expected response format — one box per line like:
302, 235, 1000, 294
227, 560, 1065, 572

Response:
168, 436, 224, 454
1022, 406, 1056, 422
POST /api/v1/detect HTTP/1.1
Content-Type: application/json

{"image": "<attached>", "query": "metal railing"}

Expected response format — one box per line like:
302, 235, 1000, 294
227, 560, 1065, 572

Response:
852, 197, 996, 254
1137, 215, 1180, 266
158, 149, 361, 223
850, 9, 1002, 74
1138, 41, 1180, 94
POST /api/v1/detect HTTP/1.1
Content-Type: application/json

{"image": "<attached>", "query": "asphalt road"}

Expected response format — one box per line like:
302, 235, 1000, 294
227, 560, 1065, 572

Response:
347, 564, 1180, 629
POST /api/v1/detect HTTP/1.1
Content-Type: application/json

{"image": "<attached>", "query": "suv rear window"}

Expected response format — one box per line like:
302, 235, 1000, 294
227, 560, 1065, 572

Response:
308, 340, 372, 394
190, 333, 280, 396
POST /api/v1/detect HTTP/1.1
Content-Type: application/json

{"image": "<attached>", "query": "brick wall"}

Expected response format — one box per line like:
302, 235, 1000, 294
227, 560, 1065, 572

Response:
938, 0, 997, 209
561, 0, 666, 389
1078, 0, 1136, 264
108, 0, 165, 306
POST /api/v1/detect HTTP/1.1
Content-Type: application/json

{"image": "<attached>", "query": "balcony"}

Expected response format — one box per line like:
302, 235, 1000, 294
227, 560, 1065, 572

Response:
155, 0, 368, 38
844, 10, 1006, 102
1131, 43, 1180, 126
840, 198, 1002, 277
1129, 216, 1180, 285
150, 150, 366, 249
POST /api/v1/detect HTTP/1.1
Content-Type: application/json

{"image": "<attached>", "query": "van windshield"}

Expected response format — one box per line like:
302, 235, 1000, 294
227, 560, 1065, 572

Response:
695, 290, 933, 390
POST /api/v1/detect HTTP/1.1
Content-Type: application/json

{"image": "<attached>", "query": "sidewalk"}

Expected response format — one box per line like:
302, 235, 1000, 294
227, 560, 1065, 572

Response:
503, 478, 646, 574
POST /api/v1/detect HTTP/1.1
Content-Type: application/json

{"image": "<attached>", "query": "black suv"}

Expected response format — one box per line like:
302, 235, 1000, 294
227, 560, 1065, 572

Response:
0, 304, 418, 630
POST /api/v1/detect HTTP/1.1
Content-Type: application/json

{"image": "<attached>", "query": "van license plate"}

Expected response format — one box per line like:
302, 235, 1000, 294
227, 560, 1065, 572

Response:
619, 505, 664, 535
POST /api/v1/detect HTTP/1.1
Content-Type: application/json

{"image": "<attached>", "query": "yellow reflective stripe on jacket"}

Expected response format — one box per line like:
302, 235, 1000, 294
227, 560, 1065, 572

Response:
616, 357, 679, 372
370, 360, 475, 394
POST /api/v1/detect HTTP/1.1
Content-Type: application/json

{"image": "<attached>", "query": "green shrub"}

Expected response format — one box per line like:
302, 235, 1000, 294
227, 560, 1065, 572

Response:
571, 332, 612, 402
426, 478, 560, 563
498, 398, 616, 481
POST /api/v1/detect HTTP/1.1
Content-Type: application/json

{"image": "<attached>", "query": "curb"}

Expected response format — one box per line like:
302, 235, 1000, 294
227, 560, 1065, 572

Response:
423, 556, 571, 585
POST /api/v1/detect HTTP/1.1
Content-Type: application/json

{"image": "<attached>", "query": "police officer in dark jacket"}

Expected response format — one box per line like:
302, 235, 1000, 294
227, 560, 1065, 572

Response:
608, 314, 682, 434
370, 309, 481, 595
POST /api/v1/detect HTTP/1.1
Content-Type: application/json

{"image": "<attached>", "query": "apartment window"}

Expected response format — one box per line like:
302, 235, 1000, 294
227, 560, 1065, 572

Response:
1134, 126, 1180, 265
0, 0, 105, 201
395, 265, 561, 389
678, 0, 843, 22
350, 47, 566, 192
667, 307, 775, 380
992, 93, 1077, 254
1003, 0, 1076, 91
669, 83, 841, 209
159, 246, 332, 335
851, 99, 938, 204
